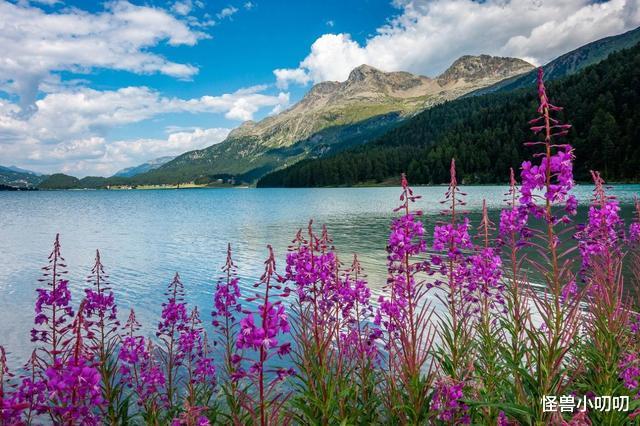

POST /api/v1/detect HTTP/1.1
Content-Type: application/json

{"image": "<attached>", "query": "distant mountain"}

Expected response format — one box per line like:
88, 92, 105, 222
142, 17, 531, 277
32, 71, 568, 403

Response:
113, 156, 175, 178
38, 173, 80, 190
257, 40, 640, 187
5, 165, 41, 176
0, 165, 46, 188
471, 26, 640, 96
136, 56, 533, 184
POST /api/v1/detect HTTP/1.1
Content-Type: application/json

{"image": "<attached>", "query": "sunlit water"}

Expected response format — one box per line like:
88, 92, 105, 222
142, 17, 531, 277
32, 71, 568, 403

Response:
1, 185, 639, 364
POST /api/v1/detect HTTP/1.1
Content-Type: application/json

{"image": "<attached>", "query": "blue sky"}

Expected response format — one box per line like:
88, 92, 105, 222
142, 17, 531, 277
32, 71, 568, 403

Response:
0, 0, 638, 176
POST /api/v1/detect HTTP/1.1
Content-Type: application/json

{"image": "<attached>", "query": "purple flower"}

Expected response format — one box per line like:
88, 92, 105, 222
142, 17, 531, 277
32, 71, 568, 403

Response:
237, 302, 289, 351
31, 235, 75, 361
575, 172, 623, 272
40, 300, 104, 424
431, 377, 470, 424
619, 352, 640, 399
520, 68, 575, 219
236, 246, 292, 424
433, 218, 474, 255
212, 244, 242, 326
83, 250, 119, 339
463, 247, 504, 311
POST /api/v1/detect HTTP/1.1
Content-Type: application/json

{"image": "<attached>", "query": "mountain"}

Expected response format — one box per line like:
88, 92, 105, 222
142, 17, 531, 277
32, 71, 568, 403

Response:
257, 40, 640, 187
0, 165, 46, 188
136, 56, 533, 184
113, 156, 175, 178
38, 173, 80, 190
5, 165, 41, 176
471, 26, 640, 96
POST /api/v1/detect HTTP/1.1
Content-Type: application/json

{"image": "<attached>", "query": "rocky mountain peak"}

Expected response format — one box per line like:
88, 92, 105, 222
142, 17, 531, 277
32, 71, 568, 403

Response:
346, 64, 386, 82
437, 54, 534, 85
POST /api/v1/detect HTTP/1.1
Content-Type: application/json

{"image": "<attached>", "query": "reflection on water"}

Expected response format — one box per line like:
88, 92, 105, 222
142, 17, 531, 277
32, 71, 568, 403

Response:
0, 185, 638, 363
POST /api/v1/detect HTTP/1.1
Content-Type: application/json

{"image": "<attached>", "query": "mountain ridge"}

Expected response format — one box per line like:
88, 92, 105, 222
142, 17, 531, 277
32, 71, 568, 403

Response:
139, 55, 533, 184
113, 156, 175, 178
257, 40, 640, 187
470, 26, 640, 96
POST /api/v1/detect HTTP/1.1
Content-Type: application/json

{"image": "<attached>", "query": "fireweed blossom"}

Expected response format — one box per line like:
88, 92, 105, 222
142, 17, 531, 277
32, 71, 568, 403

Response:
31, 234, 75, 365
83, 250, 119, 337
157, 273, 189, 408
499, 168, 531, 245
619, 352, 640, 399
374, 173, 435, 423
377, 174, 431, 333
119, 310, 167, 419
0, 345, 27, 424
337, 255, 380, 364
431, 160, 476, 386
82, 250, 122, 423
180, 308, 216, 385
460, 200, 505, 315
237, 246, 292, 426
514, 67, 584, 423
431, 377, 470, 424
520, 68, 576, 221
575, 171, 624, 273
211, 243, 243, 378
286, 222, 337, 313
43, 300, 104, 425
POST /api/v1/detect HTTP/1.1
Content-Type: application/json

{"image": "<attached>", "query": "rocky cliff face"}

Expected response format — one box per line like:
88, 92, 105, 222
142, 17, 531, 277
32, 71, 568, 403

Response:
147, 56, 534, 182
437, 55, 534, 85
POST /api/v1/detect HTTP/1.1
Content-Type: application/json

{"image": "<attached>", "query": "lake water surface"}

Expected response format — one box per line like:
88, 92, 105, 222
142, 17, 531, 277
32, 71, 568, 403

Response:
1, 185, 639, 364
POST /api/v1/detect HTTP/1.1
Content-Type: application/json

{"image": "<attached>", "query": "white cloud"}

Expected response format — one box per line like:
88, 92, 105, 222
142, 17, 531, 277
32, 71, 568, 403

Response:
273, 68, 312, 89
0, 85, 289, 175
171, 0, 193, 16
102, 127, 232, 174
326, 20, 335, 27
244, 2, 255, 10
277, 0, 640, 85
0, 0, 208, 108
5, 127, 232, 177
217, 5, 239, 19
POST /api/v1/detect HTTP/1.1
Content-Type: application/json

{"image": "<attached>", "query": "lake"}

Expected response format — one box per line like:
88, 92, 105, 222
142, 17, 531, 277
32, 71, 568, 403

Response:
1, 185, 639, 364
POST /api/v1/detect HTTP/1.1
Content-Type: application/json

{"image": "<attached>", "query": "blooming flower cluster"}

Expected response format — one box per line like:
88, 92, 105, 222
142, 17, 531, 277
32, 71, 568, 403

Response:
462, 247, 505, 311
237, 302, 290, 351
619, 352, 640, 399
431, 377, 470, 424
433, 218, 474, 255
83, 250, 119, 334
285, 223, 337, 306
576, 172, 624, 270
520, 68, 576, 219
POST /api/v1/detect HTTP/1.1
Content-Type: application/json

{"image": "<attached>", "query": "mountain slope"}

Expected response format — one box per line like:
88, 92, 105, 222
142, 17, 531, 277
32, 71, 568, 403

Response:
471, 26, 640, 96
0, 165, 46, 188
137, 56, 533, 184
257, 41, 640, 187
113, 156, 175, 178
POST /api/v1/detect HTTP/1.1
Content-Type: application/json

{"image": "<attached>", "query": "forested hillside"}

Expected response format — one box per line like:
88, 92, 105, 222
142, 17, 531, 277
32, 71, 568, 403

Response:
257, 43, 640, 187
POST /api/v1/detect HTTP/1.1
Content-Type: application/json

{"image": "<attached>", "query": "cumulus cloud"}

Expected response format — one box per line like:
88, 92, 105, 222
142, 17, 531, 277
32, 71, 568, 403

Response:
276, 0, 640, 86
3, 127, 231, 176
0, 0, 208, 108
0, 86, 288, 175
171, 0, 193, 16
273, 68, 313, 89
217, 5, 239, 19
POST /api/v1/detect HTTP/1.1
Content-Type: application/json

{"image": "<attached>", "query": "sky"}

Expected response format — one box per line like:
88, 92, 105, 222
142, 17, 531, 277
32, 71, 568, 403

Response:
0, 0, 639, 177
